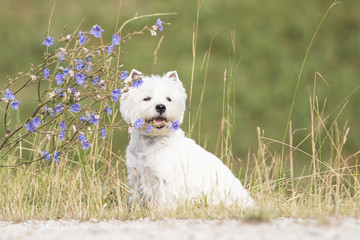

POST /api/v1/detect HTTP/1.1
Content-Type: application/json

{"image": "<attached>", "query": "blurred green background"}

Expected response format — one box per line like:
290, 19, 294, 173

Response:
1, 0, 359, 162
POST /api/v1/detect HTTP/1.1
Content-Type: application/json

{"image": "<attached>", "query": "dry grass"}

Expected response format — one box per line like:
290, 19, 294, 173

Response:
0, 71, 359, 221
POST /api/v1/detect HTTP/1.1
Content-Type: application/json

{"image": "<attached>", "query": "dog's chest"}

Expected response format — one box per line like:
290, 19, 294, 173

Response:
126, 135, 172, 180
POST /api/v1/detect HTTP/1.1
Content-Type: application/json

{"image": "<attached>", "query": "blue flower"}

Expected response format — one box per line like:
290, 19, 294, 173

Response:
80, 116, 87, 122
105, 107, 112, 115
4, 89, 15, 101
53, 151, 61, 162
75, 59, 86, 70
59, 131, 65, 141
3, 89, 18, 109
101, 128, 106, 139
33, 117, 41, 128
92, 76, 100, 86
120, 71, 129, 81
44, 68, 50, 79
56, 88, 65, 97
25, 121, 36, 132
86, 57, 91, 63
42, 150, 52, 161
82, 141, 91, 150
156, 18, 163, 31
170, 120, 180, 131
132, 79, 144, 88
63, 68, 70, 76
90, 25, 104, 38
111, 89, 122, 102
70, 103, 81, 113
42, 37, 54, 47
25, 117, 41, 132
112, 34, 121, 45
134, 118, 144, 129
75, 73, 86, 85
10, 100, 19, 110
55, 104, 64, 114
108, 44, 114, 55
146, 125, 152, 134
70, 88, 80, 97
45, 106, 54, 116
78, 134, 86, 142
78, 31, 87, 46
59, 121, 66, 130
55, 73, 64, 85
89, 113, 100, 125
78, 134, 91, 150
58, 52, 65, 62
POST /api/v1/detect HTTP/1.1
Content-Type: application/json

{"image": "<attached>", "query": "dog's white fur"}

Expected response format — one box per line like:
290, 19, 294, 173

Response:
120, 69, 255, 210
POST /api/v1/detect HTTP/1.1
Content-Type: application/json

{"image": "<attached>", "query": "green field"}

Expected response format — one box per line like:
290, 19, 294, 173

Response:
1, 0, 360, 159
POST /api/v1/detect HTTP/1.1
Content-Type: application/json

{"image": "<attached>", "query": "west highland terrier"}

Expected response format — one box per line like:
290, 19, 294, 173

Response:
120, 69, 255, 210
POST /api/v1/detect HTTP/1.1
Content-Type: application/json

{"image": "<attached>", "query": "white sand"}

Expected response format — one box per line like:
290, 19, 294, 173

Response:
0, 217, 359, 240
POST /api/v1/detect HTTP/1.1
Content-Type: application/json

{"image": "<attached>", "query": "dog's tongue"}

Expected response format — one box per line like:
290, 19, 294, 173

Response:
154, 117, 165, 126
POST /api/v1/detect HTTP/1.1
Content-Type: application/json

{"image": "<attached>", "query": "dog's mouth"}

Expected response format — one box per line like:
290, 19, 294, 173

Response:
147, 116, 167, 129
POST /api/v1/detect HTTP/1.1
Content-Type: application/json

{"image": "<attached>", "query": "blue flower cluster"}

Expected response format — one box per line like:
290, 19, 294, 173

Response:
42, 150, 61, 162
105, 106, 112, 115
75, 73, 86, 85
79, 113, 101, 125
59, 121, 66, 141
78, 31, 87, 46
30, 19, 167, 163
156, 18, 163, 31
132, 118, 181, 134
78, 134, 91, 150
111, 89, 122, 102
170, 120, 180, 131
53, 151, 61, 162
146, 125, 152, 134
42, 37, 54, 47
55, 73, 64, 85
25, 117, 41, 132
70, 103, 81, 113
132, 79, 144, 88
108, 34, 121, 55
134, 119, 144, 129
101, 128, 107, 139
90, 25, 104, 38
44, 68, 50, 78
120, 71, 129, 81
89, 113, 100, 124
2, 89, 19, 110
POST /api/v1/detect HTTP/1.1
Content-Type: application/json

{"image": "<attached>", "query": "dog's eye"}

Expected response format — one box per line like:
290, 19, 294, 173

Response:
166, 97, 172, 102
143, 97, 151, 101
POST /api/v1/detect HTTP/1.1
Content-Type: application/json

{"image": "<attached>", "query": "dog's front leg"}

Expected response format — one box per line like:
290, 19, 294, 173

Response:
141, 174, 168, 209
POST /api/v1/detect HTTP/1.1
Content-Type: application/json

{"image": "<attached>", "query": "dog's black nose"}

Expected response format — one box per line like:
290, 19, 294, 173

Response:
155, 104, 166, 114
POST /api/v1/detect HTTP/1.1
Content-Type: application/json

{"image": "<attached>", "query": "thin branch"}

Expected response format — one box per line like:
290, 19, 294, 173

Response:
117, 12, 177, 34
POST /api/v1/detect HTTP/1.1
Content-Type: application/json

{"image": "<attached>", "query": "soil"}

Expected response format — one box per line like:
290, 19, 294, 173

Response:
0, 217, 359, 240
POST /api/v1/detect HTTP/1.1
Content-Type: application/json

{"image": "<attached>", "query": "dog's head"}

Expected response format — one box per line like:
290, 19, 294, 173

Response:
120, 69, 187, 136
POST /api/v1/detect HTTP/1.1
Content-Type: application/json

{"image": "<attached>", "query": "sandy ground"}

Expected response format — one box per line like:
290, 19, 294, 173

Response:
0, 217, 359, 240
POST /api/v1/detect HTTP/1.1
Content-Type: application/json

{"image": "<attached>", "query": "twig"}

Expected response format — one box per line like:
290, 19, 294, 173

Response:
38, 2, 56, 102
188, 0, 200, 134
116, 12, 177, 34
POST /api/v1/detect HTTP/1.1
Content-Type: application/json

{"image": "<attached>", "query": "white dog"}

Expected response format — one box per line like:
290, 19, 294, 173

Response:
120, 69, 255, 210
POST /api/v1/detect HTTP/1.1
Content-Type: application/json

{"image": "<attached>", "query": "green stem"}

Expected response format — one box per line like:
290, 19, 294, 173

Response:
281, 0, 340, 163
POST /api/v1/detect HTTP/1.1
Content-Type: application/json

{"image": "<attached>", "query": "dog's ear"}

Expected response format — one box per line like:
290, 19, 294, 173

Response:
165, 71, 179, 81
124, 69, 142, 84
